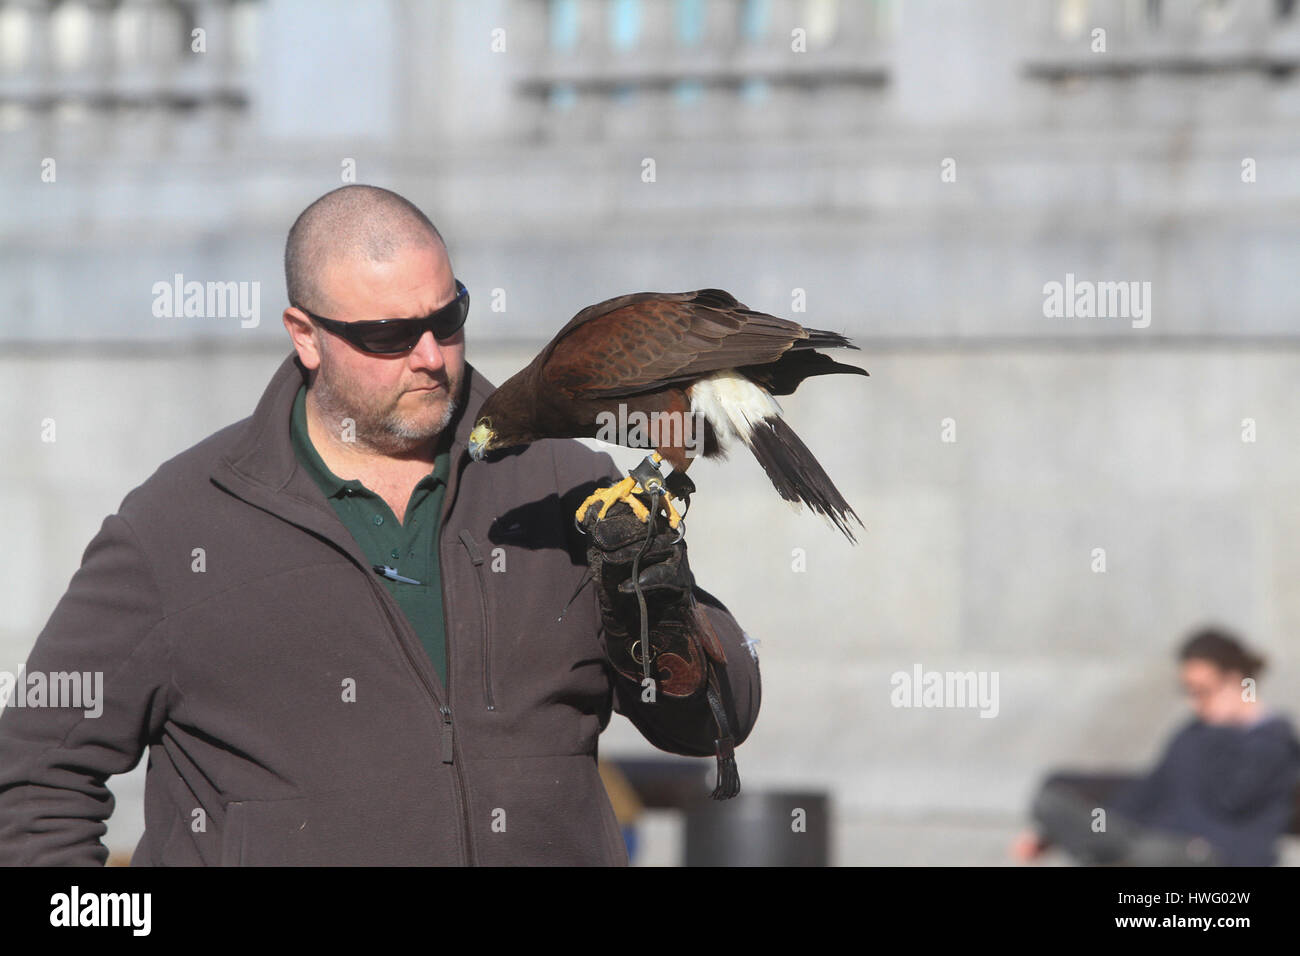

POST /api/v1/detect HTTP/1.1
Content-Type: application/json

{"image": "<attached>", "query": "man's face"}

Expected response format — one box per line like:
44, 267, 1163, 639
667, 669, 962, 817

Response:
1180, 658, 1238, 724
292, 242, 466, 455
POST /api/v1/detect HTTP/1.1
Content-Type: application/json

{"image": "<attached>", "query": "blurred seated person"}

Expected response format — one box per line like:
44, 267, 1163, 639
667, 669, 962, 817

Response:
1011, 626, 1300, 866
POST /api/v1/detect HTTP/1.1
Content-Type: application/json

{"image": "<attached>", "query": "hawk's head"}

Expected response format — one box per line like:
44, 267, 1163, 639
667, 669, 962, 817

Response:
467, 416, 496, 462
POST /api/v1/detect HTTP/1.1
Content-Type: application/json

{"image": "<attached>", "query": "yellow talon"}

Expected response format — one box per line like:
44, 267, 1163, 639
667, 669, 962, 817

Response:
659, 492, 684, 529
575, 467, 686, 530
576, 476, 650, 524
574, 478, 686, 530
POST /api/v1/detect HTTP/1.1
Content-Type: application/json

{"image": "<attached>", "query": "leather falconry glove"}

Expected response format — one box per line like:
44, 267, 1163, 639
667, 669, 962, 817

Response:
579, 497, 727, 699
579, 495, 741, 798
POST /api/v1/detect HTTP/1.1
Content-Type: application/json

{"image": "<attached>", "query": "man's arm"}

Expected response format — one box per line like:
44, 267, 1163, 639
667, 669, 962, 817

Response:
1200, 720, 1300, 818
557, 446, 761, 758
0, 510, 169, 865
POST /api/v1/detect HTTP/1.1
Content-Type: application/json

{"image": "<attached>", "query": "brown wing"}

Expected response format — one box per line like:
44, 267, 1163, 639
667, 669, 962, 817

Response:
540, 288, 810, 399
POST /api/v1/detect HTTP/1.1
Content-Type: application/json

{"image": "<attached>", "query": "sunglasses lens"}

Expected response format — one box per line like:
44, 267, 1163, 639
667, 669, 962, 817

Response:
433, 302, 468, 340
358, 325, 424, 353
332, 284, 468, 353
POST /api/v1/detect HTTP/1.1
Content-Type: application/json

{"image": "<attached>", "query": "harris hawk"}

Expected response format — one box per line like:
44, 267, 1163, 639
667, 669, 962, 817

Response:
466, 288, 869, 541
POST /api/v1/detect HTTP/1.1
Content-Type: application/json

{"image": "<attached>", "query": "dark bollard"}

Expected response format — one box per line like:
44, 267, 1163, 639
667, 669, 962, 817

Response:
684, 791, 830, 866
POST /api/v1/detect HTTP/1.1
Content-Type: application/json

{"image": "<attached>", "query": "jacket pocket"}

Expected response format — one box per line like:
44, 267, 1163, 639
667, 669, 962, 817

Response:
458, 529, 496, 711
214, 773, 462, 865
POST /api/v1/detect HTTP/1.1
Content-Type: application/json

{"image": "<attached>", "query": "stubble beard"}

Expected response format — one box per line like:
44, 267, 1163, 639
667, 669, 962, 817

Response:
312, 340, 463, 456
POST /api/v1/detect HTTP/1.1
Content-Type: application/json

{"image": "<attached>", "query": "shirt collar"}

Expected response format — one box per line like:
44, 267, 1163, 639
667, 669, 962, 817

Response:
289, 383, 451, 500
212, 351, 492, 518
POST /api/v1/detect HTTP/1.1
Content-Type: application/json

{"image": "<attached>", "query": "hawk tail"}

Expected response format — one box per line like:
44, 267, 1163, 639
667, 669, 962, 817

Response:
745, 415, 864, 543
795, 327, 861, 351
739, 349, 869, 397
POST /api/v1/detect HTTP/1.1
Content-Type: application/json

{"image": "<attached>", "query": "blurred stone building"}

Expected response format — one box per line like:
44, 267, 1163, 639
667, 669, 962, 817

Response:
2, 0, 1298, 864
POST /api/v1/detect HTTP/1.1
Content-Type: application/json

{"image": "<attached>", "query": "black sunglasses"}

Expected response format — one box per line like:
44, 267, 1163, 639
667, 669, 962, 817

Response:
298, 279, 470, 354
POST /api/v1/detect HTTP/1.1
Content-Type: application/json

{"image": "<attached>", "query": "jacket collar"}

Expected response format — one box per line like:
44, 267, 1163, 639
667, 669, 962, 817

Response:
211, 351, 491, 555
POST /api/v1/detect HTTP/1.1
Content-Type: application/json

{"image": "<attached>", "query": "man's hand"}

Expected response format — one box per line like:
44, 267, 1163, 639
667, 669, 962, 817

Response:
579, 496, 724, 699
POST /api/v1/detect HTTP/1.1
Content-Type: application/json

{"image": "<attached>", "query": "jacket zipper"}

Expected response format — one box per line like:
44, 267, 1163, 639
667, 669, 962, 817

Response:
363, 566, 477, 866
458, 529, 496, 711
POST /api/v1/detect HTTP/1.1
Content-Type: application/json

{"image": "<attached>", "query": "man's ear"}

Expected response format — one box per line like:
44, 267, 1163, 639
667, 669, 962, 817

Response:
283, 306, 323, 371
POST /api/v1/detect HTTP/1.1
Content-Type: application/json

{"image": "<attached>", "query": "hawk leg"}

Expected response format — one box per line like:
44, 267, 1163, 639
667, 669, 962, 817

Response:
576, 475, 651, 524
575, 453, 687, 529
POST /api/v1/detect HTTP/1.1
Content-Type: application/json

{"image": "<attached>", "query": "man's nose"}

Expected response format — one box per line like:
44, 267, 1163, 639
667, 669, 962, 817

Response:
408, 330, 447, 371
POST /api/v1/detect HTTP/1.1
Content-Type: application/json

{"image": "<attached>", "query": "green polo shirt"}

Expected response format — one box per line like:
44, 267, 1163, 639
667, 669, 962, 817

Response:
290, 384, 452, 685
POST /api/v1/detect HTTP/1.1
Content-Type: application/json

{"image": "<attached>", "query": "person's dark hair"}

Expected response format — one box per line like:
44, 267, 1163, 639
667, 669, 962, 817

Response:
284, 184, 445, 315
1178, 626, 1266, 677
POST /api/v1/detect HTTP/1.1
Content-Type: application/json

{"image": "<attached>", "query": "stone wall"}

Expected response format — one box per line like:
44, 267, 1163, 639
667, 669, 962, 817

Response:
2, 0, 1298, 863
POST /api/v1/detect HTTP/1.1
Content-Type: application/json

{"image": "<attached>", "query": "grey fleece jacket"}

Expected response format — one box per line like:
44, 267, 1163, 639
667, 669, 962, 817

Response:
0, 352, 761, 865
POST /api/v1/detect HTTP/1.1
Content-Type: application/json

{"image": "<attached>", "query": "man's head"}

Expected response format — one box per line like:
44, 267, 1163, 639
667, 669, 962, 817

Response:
1177, 625, 1264, 725
282, 184, 466, 456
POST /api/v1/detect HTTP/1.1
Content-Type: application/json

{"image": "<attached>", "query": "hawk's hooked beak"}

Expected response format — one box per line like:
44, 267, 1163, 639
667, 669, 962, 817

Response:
467, 420, 493, 462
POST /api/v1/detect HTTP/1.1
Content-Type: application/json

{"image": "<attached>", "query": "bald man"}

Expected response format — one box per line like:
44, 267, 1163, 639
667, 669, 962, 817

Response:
0, 185, 761, 866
